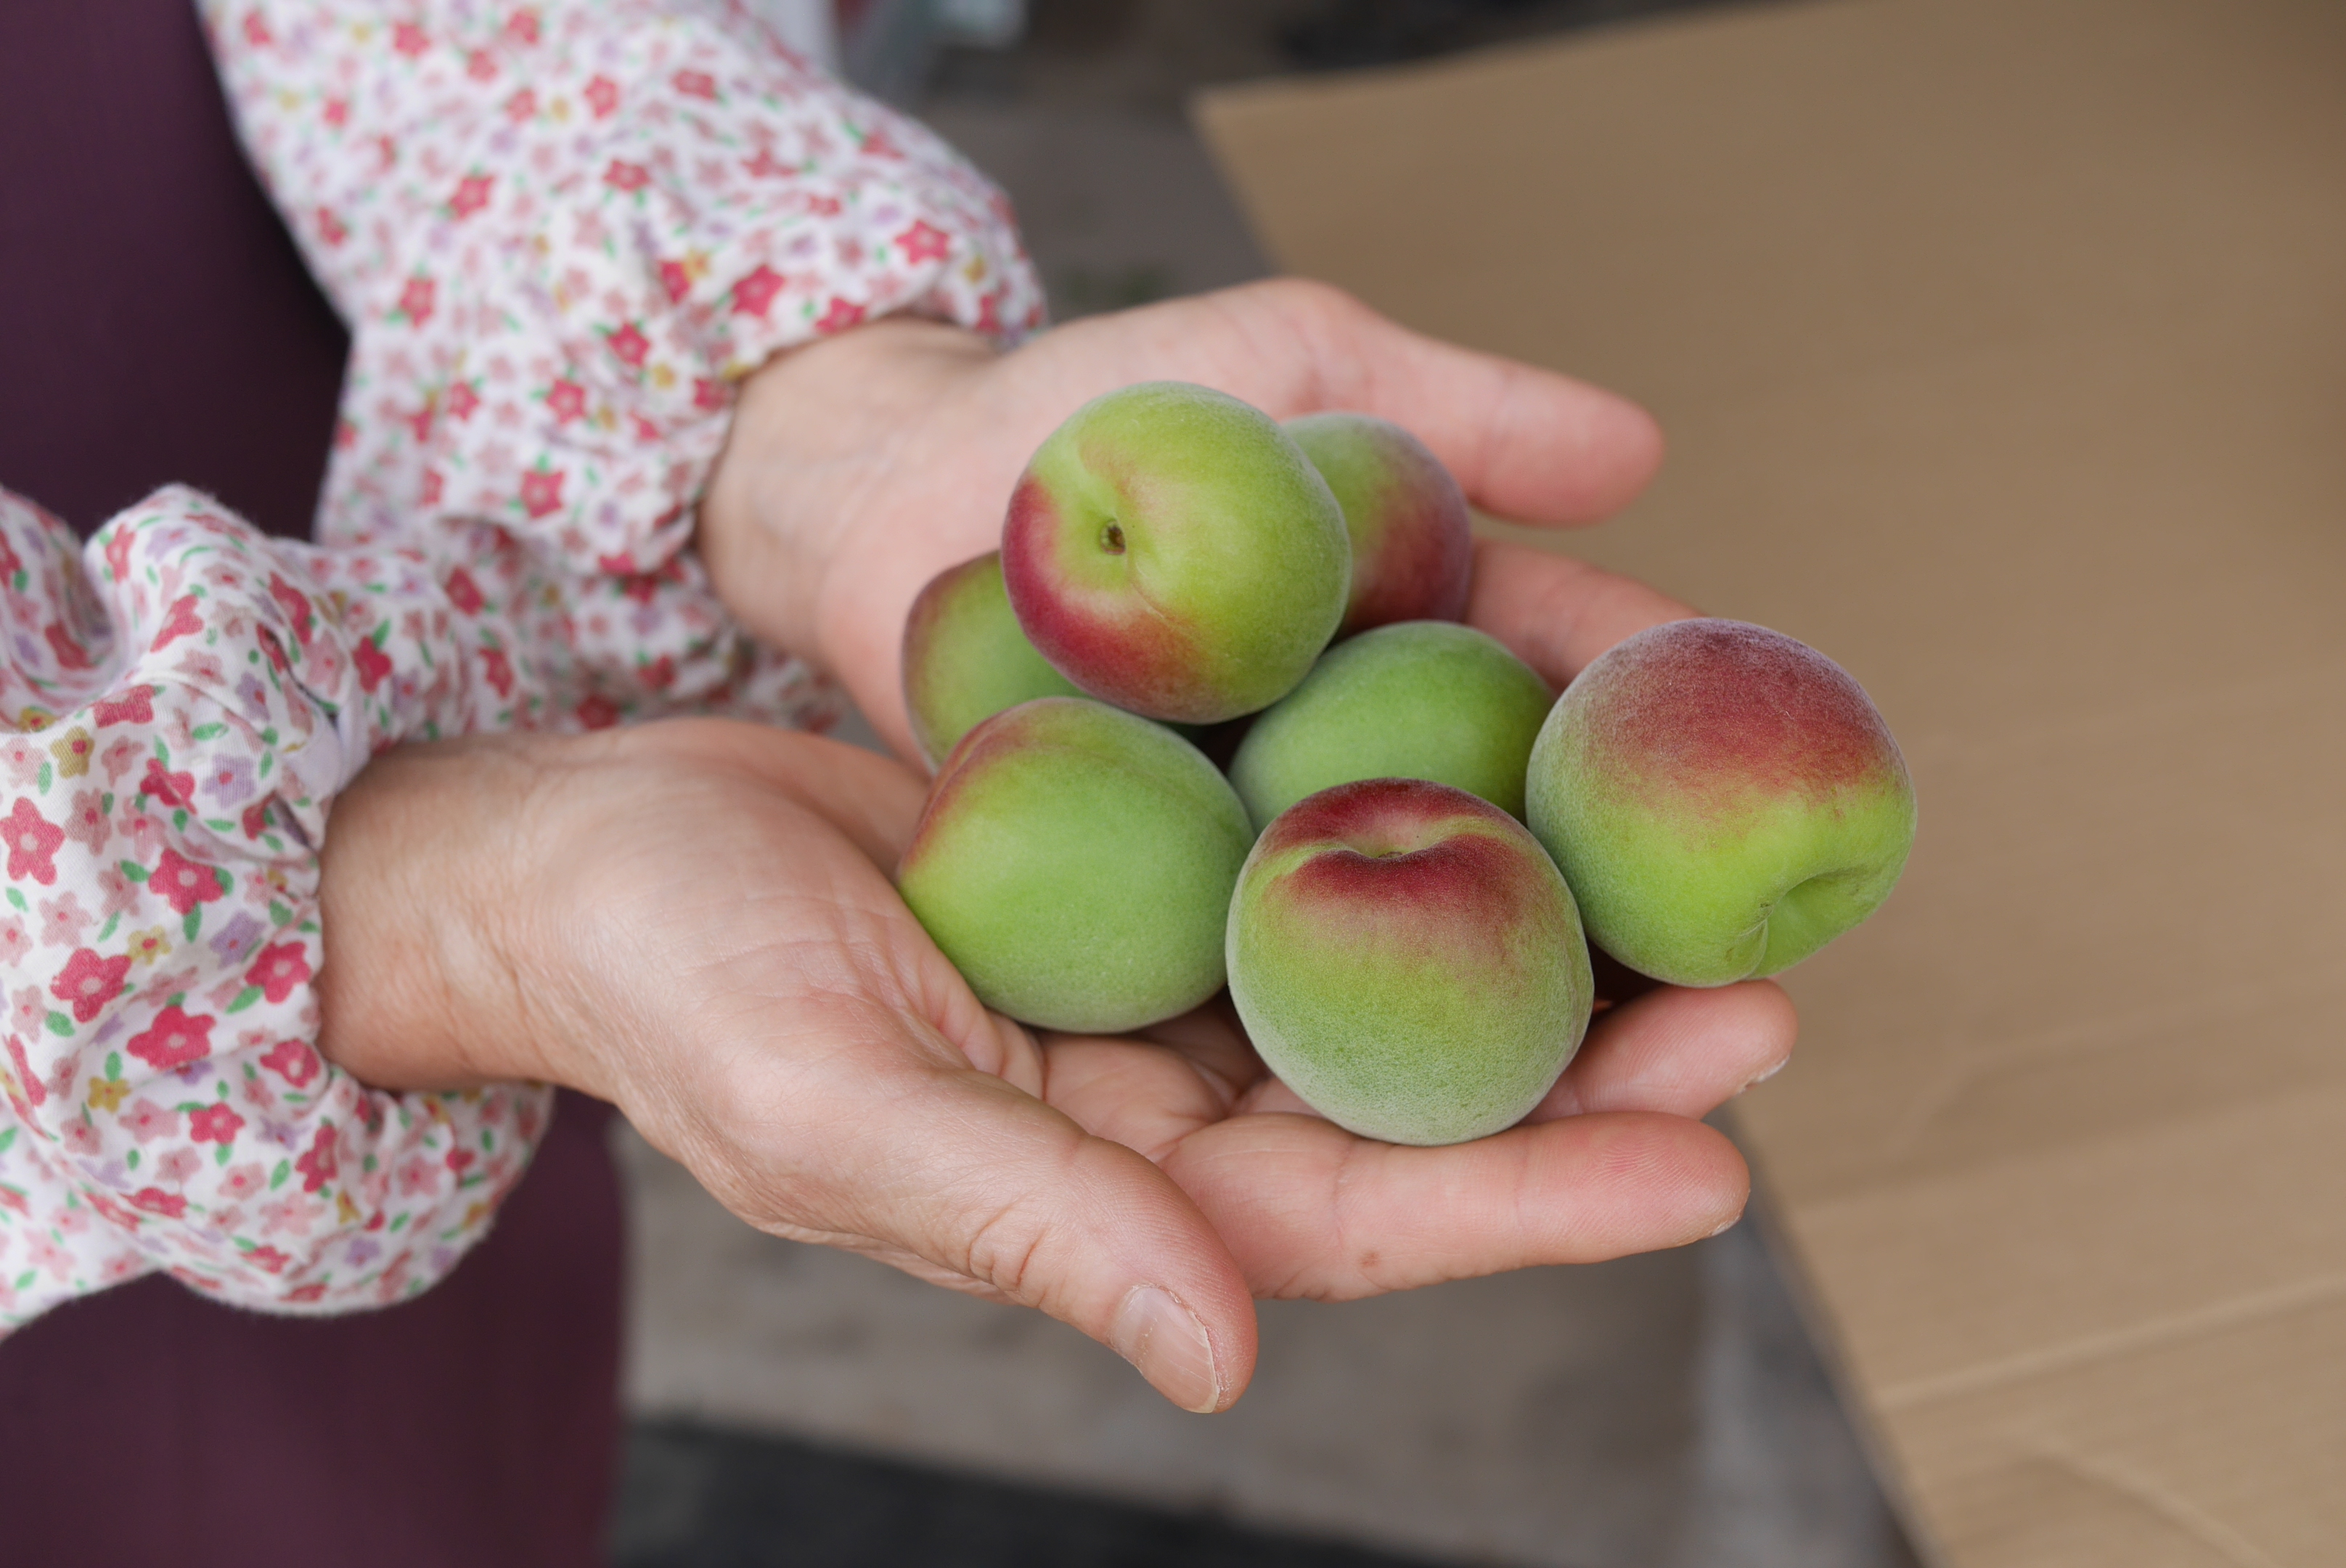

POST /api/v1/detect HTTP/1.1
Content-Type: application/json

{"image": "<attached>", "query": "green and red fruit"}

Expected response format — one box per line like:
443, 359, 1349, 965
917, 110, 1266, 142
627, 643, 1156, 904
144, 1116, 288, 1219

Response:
897, 697, 1254, 1032
1525, 618, 1916, 987
1227, 778, 1593, 1147
1002, 383, 1351, 725
1284, 412, 1474, 637
902, 552, 1086, 768
1227, 621, 1553, 832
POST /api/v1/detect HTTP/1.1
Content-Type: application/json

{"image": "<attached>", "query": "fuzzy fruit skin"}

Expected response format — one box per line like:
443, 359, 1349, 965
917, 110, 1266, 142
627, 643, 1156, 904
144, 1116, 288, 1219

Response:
1227, 779, 1593, 1147
1285, 412, 1474, 638
897, 698, 1254, 1032
1526, 619, 1917, 987
902, 552, 1087, 768
1227, 621, 1553, 832
1002, 383, 1351, 724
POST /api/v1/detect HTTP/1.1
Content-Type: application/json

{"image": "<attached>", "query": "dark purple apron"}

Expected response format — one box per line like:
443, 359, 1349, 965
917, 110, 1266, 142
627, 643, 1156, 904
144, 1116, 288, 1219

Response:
0, 4, 622, 1561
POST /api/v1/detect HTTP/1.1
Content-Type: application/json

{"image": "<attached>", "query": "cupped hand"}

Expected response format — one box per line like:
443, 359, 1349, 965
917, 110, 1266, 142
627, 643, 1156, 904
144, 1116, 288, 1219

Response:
318, 731, 1788, 1418
699, 279, 1675, 761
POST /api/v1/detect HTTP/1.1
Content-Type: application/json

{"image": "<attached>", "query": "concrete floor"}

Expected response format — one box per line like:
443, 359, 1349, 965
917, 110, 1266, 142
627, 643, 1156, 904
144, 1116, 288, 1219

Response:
616, 4, 1923, 1564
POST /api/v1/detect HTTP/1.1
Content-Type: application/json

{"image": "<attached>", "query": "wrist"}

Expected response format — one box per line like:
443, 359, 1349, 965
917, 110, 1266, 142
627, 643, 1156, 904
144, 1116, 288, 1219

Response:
698, 318, 999, 724
316, 733, 618, 1099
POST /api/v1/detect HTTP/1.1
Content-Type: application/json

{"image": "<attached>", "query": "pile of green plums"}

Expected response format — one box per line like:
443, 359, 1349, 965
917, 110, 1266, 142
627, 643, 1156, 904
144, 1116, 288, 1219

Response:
895, 383, 1916, 1147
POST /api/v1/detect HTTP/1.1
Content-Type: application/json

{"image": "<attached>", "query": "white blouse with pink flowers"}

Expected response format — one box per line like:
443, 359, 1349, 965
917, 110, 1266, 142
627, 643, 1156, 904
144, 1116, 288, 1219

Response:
0, 0, 1043, 1331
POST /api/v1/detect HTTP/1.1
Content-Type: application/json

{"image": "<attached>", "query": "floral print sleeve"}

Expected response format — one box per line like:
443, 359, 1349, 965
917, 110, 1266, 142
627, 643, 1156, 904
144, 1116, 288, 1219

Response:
203, 0, 1046, 724
0, 485, 576, 1325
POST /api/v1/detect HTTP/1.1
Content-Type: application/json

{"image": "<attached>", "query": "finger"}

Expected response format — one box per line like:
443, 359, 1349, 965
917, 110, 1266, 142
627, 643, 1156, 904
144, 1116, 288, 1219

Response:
1203, 279, 1665, 523
1532, 981, 1797, 1122
1157, 1108, 1747, 1300
682, 990, 1261, 1413
1466, 536, 1697, 688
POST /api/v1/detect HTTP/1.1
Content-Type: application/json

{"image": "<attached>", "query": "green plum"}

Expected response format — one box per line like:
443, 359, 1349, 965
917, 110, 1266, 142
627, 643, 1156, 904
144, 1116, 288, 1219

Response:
896, 697, 1254, 1032
1227, 621, 1553, 831
1284, 412, 1474, 637
1001, 383, 1351, 724
1526, 618, 1917, 987
901, 552, 1085, 769
1227, 778, 1593, 1146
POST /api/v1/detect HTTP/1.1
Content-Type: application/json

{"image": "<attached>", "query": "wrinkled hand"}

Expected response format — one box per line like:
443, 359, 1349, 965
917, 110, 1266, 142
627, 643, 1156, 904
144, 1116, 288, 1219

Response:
699, 279, 1680, 761
316, 718, 1791, 1415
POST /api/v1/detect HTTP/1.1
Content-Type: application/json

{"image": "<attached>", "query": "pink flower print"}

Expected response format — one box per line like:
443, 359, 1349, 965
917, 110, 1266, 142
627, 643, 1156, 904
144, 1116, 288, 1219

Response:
201, 753, 257, 807
218, 1162, 267, 1201
604, 159, 652, 194
449, 172, 494, 219
102, 525, 135, 583
244, 943, 313, 1005
896, 219, 952, 264
240, 9, 271, 46
124, 927, 171, 966
480, 646, 515, 698
100, 736, 143, 784
60, 1116, 102, 1157
49, 727, 94, 778
352, 634, 392, 693
140, 757, 195, 809
11, 984, 46, 1040
507, 7, 541, 44
123, 810, 166, 861
519, 468, 566, 520
156, 1146, 205, 1185
465, 48, 499, 82
261, 1038, 320, 1088
731, 264, 783, 318
693, 377, 727, 413
60, 788, 109, 854
26, 1230, 75, 1278
245, 1243, 292, 1273
576, 693, 621, 730
673, 69, 718, 101
94, 685, 155, 727
0, 917, 30, 965
119, 1097, 181, 1144
391, 20, 428, 56
267, 573, 316, 644
396, 275, 436, 328
546, 378, 588, 424
4, 738, 44, 788
444, 381, 481, 422
150, 849, 225, 916
584, 73, 620, 117
504, 86, 536, 122
4, 799, 64, 886
131, 1187, 187, 1219
322, 97, 348, 128
189, 1102, 245, 1145
444, 568, 485, 615
94, 865, 138, 920
152, 594, 203, 650
50, 947, 127, 1023
658, 259, 692, 303
44, 621, 94, 671
239, 801, 273, 841
128, 1005, 213, 1071
316, 205, 348, 246
394, 1153, 441, 1199
606, 322, 650, 369
816, 297, 868, 335
741, 147, 790, 179
294, 1125, 338, 1194
860, 126, 904, 160
36, 891, 92, 949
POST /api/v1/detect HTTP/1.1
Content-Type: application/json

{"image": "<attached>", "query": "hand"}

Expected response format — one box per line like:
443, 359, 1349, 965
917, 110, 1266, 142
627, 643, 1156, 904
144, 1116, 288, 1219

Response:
698, 279, 1679, 761
316, 714, 1793, 1415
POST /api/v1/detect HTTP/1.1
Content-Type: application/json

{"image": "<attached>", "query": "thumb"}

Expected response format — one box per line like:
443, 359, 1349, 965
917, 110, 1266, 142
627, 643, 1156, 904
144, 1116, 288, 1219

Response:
703, 990, 1261, 1414
891, 1060, 1260, 1413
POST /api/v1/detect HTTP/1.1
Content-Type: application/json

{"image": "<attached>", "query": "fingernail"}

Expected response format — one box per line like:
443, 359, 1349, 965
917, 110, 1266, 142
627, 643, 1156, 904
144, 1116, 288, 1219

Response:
1111, 1286, 1222, 1413
1735, 1057, 1790, 1096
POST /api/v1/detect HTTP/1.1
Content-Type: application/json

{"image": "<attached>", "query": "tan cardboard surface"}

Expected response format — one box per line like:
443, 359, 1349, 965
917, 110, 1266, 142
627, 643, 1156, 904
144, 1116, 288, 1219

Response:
1197, 1, 2346, 1562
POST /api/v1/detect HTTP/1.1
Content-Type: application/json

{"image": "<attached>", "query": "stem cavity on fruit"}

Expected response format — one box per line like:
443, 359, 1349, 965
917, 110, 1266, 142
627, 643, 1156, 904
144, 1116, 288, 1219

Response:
1100, 521, 1127, 555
